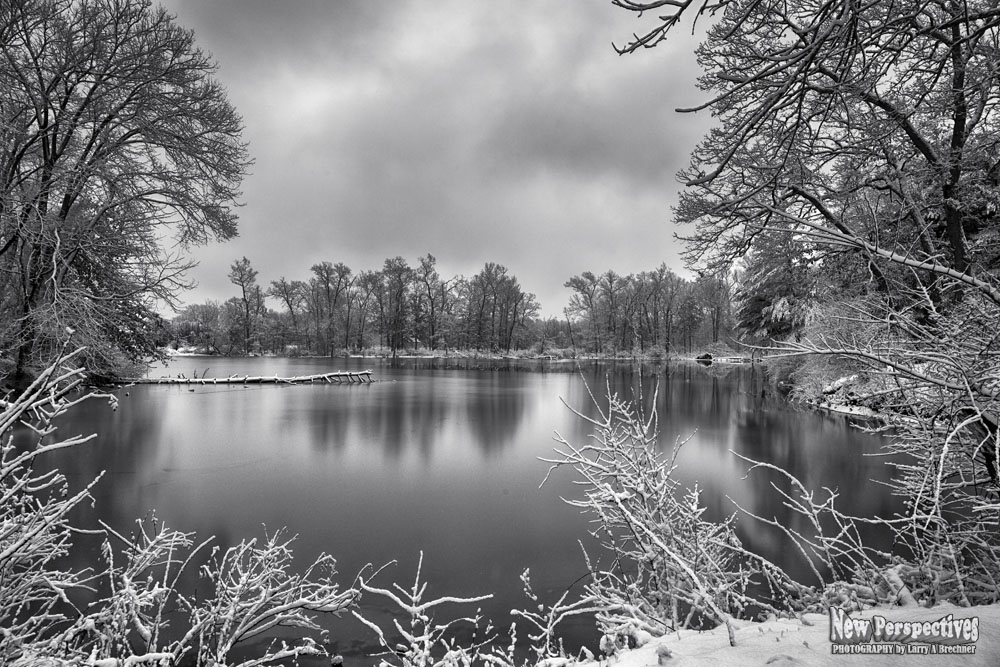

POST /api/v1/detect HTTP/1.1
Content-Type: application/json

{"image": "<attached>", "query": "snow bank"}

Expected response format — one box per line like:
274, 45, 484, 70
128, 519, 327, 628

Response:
579, 603, 1000, 667
822, 375, 859, 395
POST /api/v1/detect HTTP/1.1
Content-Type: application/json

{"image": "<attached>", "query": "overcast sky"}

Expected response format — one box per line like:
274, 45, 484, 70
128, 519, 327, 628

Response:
157, 0, 713, 317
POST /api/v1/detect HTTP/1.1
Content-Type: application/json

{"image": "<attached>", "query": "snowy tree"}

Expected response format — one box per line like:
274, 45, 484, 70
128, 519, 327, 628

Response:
0, 0, 249, 384
733, 231, 814, 343
614, 0, 1000, 605
228, 257, 264, 355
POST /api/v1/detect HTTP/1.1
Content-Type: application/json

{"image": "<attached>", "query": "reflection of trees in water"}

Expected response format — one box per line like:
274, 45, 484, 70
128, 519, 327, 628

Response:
379, 359, 532, 458
373, 379, 452, 460
302, 387, 352, 454
374, 382, 409, 459
298, 366, 528, 460
320, 376, 462, 460
364, 369, 530, 458
465, 374, 528, 456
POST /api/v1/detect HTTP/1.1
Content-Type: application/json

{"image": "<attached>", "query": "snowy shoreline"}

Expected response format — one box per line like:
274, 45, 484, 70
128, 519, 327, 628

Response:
580, 603, 1000, 667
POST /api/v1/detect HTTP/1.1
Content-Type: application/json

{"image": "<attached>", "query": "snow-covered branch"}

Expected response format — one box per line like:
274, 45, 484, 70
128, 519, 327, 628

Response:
353, 552, 496, 667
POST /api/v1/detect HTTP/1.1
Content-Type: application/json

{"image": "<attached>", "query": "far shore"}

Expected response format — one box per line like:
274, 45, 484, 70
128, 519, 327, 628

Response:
161, 346, 758, 365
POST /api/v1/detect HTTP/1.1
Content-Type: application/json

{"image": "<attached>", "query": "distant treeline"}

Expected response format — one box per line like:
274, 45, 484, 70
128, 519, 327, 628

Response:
165, 255, 734, 357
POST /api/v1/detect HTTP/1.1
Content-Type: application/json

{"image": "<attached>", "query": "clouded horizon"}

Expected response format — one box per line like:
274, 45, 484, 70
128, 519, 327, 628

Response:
157, 0, 714, 317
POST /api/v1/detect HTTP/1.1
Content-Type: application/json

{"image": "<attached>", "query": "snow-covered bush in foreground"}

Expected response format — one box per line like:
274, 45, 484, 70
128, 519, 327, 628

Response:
352, 552, 495, 667
540, 379, 942, 650
0, 348, 112, 664
775, 285, 1000, 608
73, 519, 357, 667
0, 348, 358, 666
353, 556, 601, 667
542, 381, 794, 647
509, 568, 600, 664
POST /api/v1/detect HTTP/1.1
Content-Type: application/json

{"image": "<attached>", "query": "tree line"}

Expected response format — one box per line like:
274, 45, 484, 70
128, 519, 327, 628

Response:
564, 267, 731, 355
170, 254, 539, 357
167, 257, 733, 357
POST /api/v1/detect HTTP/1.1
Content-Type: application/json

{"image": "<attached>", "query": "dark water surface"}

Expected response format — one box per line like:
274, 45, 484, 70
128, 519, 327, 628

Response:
40, 357, 899, 661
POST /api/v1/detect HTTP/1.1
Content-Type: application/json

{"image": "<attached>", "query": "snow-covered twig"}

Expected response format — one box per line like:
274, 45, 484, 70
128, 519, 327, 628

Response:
353, 552, 495, 667
0, 348, 113, 663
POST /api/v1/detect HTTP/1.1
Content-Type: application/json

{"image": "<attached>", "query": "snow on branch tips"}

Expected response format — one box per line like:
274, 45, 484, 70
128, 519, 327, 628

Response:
79, 519, 360, 667
352, 552, 496, 667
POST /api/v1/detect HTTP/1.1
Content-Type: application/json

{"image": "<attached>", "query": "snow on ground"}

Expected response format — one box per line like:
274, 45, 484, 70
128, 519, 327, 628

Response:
813, 402, 882, 419
581, 603, 1000, 667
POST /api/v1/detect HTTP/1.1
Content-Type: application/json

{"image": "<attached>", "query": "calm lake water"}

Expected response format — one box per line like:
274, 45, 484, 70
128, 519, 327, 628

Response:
39, 357, 899, 661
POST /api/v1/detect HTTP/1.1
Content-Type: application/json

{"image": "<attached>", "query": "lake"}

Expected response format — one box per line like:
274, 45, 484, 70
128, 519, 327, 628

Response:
39, 357, 899, 661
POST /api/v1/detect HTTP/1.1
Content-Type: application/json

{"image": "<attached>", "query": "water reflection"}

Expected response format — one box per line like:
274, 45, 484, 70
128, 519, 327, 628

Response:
33, 358, 901, 662
466, 374, 528, 456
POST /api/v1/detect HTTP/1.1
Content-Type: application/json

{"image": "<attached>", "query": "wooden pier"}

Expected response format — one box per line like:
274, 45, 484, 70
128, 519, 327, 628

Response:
121, 370, 374, 386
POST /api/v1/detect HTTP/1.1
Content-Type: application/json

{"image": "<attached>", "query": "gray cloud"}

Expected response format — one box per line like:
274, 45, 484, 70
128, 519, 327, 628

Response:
159, 0, 713, 315
164, 0, 386, 70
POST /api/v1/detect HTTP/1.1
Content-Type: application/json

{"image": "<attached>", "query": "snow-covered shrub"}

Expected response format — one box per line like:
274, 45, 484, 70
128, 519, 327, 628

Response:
777, 284, 1000, 607
509, 569, 600, 664
189, 528, 357, 666
540, 377, 944, 645
0, 348, 114, 664
726, 455, 892, 609
352, 552, 496, 667
353, 557, 601, 667
542, 380, 794, 647
1, 346, 359, 666
71, 519, 357, 666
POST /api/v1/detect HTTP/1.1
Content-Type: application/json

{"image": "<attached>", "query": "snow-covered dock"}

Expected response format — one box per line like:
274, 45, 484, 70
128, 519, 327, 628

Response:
120, 370, 374, 385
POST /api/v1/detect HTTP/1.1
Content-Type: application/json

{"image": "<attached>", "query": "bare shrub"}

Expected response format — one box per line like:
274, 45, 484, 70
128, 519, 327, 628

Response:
509, 568, 600, 664
353, 556, 606, 667
64, 519, 358, 667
